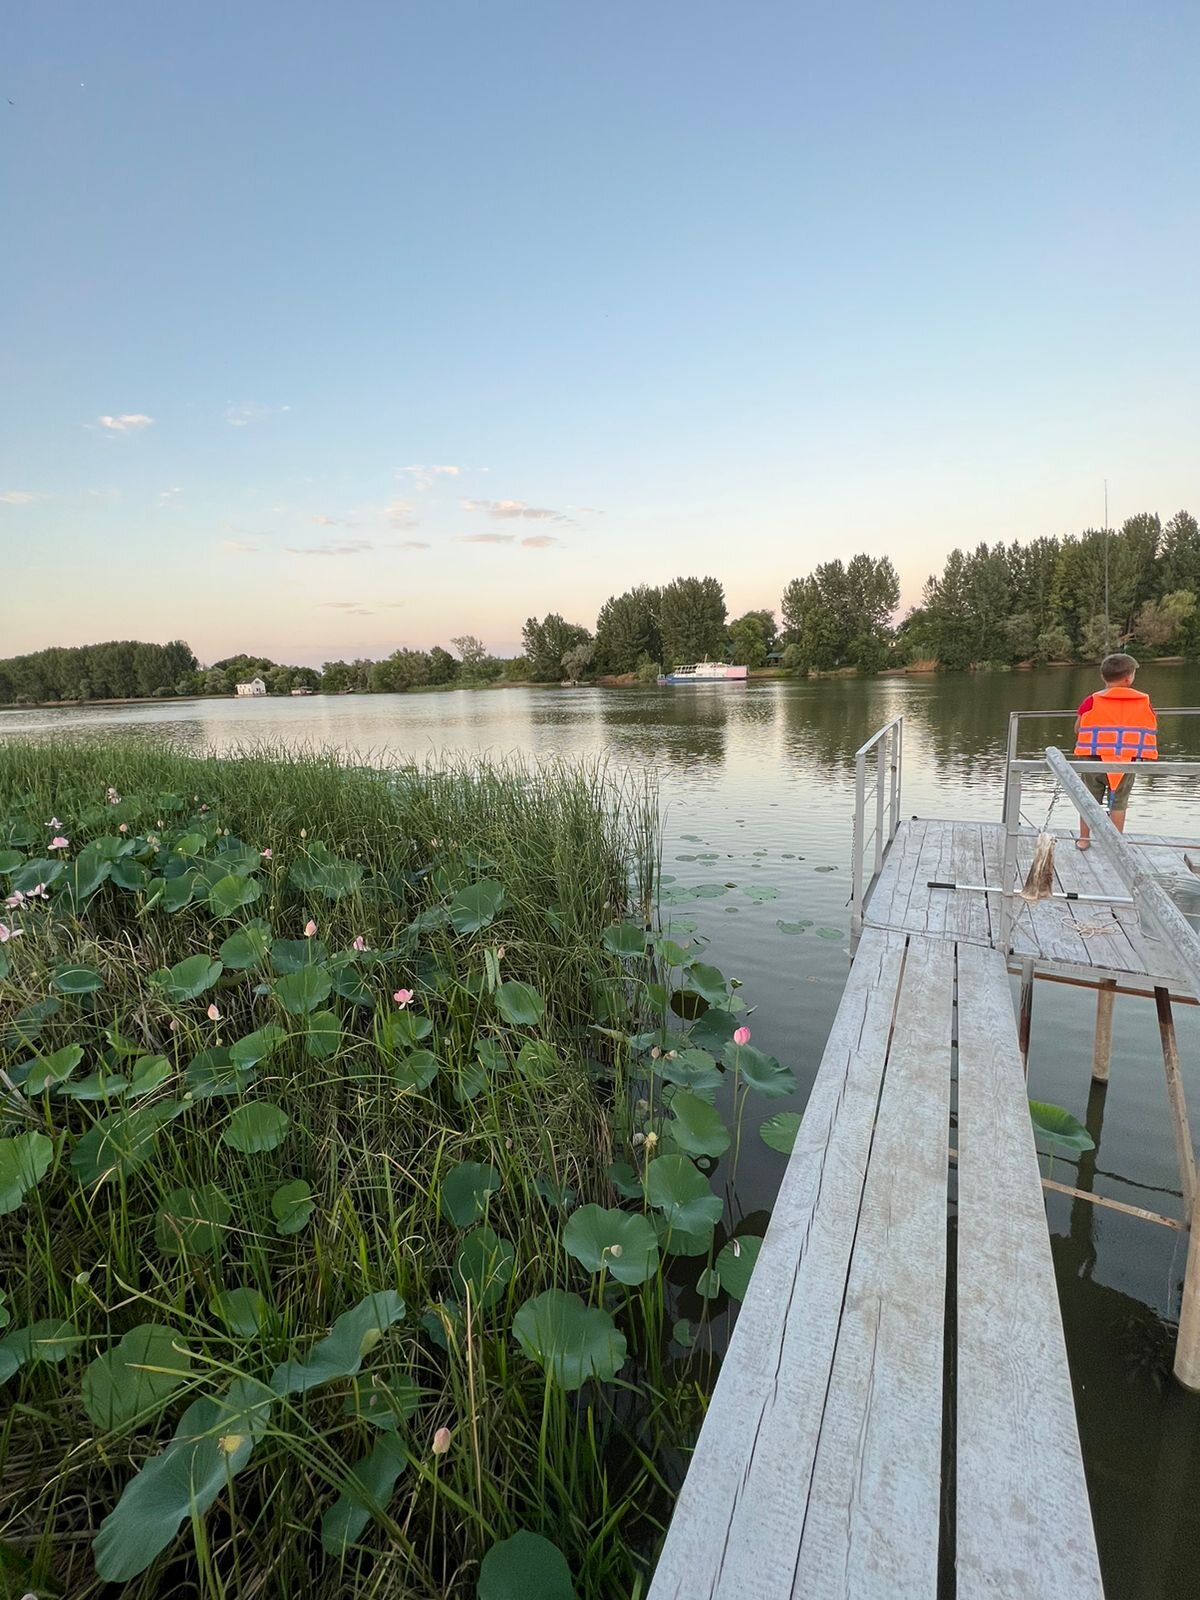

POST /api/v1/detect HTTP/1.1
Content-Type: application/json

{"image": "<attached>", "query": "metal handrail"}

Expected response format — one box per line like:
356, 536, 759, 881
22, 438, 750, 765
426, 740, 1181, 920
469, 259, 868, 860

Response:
851, 716, 903, 942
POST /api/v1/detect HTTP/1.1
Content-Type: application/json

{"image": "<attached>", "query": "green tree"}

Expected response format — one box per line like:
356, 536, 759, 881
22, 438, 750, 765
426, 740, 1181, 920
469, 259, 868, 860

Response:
451, 635, 490, 682
522, 615, 592, 682
658, 576, 727, 668
1135, 590, 1196, 652
594, 587, 661, 674
427, 646, 459, 684
561, 642, 595, 682
728, 612, 770, 668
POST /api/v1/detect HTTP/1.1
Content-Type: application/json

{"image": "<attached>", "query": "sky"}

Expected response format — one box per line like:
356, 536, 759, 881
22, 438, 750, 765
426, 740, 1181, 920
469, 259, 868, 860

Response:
2, 1, 1198, 666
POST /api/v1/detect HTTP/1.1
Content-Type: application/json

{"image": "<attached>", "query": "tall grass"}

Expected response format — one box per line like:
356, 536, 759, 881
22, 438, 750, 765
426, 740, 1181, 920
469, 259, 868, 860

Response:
0, 741, 694, 1599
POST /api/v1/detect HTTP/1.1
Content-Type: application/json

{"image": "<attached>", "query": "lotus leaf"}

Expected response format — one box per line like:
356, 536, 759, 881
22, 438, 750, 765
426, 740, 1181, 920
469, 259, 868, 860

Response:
320, 1432, 409, 1556
212, 1286, 270, 1336
1029, 1100, 1095, 1153
686, 962, 728, 1004
0, 1319, 79, 1381
270, 937, 329, 973
288, 841, 363, 900
602, 922, 647, 958
222, 1102, 291, 1154
392, 1049, 439, 1092
655, 1047, 723, 1095
448, 879, 506, 935
668, 1090, 731, 1158
495, 980, 544, 1027
25, 1044, 85, 1094
381, 1010, 432, 1050
270, 1291, 406, 1396
151, 953, 223, 1002
10, 858, 64, 894
81, 1323, 192, 1431
478, 1531, 578, 1600
344, 1370, 421, 1428
515, 1040, 555, 1082
305, 1010, 342, 1059
271, 1178, 314, 1235
0, 1132, 54, 1214
716, 1235, 763, 1301
442, 1161, 500, 1227
722, 1041, 796, 1098
607, 1160, 643, 1200
645, 1155, 723, 1234
52, 964, 104, 995
511, 1289, 627, 1390
219, 920, 271, 970
271, 966, 332, 1015
71, 1102, 182, 1186
687, 1006, 737, 1053
61, 1070, 131, 1101
185, 1047, 256, 1099
562, 1205, 658, 1285
155, 1185, 232, 1256
229, 1026, 287, 1070
759, 1110, 803, 1154
454, 1226, 516, 1310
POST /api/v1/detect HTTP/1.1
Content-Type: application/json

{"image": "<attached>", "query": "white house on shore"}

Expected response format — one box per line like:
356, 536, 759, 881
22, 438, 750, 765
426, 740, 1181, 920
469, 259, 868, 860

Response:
235, 677, 267, 697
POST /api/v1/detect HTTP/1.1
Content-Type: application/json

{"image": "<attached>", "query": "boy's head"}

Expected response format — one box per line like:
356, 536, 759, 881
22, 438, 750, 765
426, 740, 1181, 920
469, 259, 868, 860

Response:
1100, 652, 1139, 685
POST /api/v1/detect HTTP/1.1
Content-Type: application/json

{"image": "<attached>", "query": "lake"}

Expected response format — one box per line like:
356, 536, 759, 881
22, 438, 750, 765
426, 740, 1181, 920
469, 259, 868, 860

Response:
5, 663, 1200, 1593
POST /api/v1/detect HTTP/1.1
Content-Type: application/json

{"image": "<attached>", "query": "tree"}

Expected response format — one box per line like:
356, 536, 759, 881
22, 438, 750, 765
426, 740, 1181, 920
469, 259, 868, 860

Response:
522, 615, 592, 682
427, 646, 459, 684
1004, 612, 1038, 661
658, 576, 727, 668
594, 587, 661, 675
1032, 624, 1072, 664
561, 642, 595, 682
451, 635, 489, 682
1134, 590, 1197, 651
728, 612, 771, 668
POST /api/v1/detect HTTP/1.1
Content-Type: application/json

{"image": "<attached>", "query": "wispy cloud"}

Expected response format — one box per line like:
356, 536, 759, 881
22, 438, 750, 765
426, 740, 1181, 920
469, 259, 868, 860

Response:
462, 497, 569, 523
0, 491, 37, 505
385, 499, 417, 528
311, 514, 339, 526
319, 601, 375, 615
159, 486, 183, 504
221, 537, 259, 555
398, 464, 461, 489
97, 414, 154, 432
456, 533, 516, 546
226, 401, 290, 427
399, 540, 431, 549
287, 539, 375, 557
522, 535, 561, 549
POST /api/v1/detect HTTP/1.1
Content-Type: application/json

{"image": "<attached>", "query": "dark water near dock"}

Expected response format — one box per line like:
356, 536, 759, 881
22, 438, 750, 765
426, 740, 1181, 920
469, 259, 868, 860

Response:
5, 664, 1200, 1594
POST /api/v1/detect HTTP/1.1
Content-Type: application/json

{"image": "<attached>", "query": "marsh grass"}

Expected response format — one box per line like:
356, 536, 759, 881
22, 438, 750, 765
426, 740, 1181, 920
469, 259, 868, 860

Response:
0, 740, 706, 1599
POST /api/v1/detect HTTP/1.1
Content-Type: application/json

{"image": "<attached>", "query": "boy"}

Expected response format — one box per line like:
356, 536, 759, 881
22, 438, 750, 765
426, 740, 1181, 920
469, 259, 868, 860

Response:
1073, 652, 1158, 848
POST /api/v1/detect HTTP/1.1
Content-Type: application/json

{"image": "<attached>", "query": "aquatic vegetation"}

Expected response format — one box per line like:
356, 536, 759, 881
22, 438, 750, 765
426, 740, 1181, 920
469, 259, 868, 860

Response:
0, 740, 799, 1598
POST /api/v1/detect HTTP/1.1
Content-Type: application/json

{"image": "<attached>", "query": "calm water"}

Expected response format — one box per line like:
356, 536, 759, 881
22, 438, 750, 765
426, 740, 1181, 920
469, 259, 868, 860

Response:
5, 665, 1200, 1593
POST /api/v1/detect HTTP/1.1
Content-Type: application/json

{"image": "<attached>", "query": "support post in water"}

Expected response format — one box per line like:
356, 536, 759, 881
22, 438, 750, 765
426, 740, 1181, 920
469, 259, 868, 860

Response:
1092, 979, 1116, 1084
1017, 957, 1035, 1075
1176, 1191, 1200, 1391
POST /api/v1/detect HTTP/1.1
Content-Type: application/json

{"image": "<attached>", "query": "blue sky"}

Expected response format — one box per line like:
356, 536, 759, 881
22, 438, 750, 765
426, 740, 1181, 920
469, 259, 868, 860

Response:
2, 1, 1198, 665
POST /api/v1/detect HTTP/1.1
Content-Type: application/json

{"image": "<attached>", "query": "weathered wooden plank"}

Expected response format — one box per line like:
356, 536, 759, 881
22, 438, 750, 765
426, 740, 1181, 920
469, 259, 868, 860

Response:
956, 942, 1104, 1599
864, 818, 926, 929
948, 823, 991, 945
647, 929, 908, 1600
792, 935, 954, 1597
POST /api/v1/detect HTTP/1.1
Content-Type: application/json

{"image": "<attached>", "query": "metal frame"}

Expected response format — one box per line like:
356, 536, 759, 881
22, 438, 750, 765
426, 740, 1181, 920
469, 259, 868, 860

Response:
850, 716, 903, 942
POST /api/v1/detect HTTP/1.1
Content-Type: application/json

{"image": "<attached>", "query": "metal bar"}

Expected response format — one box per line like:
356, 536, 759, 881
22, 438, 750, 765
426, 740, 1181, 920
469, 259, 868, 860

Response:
1008, 707, 1200, 719
1045, 746, 1200, 997
873, 741, 886, 878
1017, 956, 1035, 1075
851, 749, 866, 941
1002, 710, 1019, 825
1155, 987, 1197, 1217
889, 719, 902, 842
998, 765, 1021, 952
1010, 758, 1200, 774
927, 881, 1134, 906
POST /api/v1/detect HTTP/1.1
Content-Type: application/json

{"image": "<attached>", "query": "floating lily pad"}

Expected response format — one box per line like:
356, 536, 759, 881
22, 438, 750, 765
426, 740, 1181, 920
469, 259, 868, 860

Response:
222, 1102, 291, 1155
815, 927, 844, 941
442, 1161, 500, 1228
602, 922, 647, 958
814, 864, 838, 873
81, 1323, 192, 1431
0, 1132, 54, 1214
562, 1205, 659, 1285
449, 879, 506, 935
742, 884, 780, 902
454, 1226, 516, 1310
716, 1235, 763, 1301
759, 1110, 803, 1154
1029, 1100, 1095, 1152
645, 1155, 723, 1233
776, 919, 814, 935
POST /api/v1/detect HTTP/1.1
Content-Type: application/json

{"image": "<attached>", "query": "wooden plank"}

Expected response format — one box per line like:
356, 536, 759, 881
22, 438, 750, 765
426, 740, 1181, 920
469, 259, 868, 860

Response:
647, 928, 909, 1600
948, 823, 991, 945
864, 819, 926, 929
955, 942, 1104, 1598
792, 935, 954, 1597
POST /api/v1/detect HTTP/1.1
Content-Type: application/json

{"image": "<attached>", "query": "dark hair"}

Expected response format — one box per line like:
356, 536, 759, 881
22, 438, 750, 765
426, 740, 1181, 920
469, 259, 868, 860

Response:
1100, 652, 1139, 682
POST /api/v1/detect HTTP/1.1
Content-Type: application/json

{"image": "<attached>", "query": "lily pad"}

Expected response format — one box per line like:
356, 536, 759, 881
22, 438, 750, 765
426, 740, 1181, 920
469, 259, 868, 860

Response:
562, 1205, 659, 1285
669, 1090, 731, 1158
723, 1042, 796, 1098
24, 1044, 85, 1094
151, 953, 223, 1003
272, 1179, 315, 1236
319, 1432, 409, 1557
270, 1291, 406, 1397
155, 1185, 232, 1256
305, 1010, 343, 1059
645, 1155, 723, 1234
602, 923, 647, 958
449, 879, 506, 935
607, 1160, 643, 1200
442, 1161, 500, 1228
219, 920, 271, 970
81, 1323, 192, 1431
208, 874, 262, 918
478, 1531, 578, 1600
776, 920, 814, 935
271, 966, 332, 1015
512, 1289, 627, 1390
270, 937, 329, 974
655, 1047, 724, 1096
229, 1026, 288, 1070
212, 1286, 271, 1336
52, 964, 104, 995
71, 1102, 182, 1186
815, 926, 843, 940
392, 1049, 440, 1092
742, 884, 780, 902
715, 1235, 763, 1301
0, 1132, 54, 1214
495, 980, 544, 1027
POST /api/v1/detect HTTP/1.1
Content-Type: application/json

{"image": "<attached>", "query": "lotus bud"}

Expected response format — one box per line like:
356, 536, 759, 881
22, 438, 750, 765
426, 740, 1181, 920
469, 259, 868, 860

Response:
607, 1243, 624, 1259
432, 1426, 453, 1455
733, 1026, 752, 1047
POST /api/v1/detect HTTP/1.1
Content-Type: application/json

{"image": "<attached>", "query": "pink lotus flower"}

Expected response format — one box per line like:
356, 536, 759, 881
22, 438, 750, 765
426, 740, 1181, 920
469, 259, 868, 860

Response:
733, 1026, 752, 1047
650, 1046, 662, 1060
260, 848, 273, 860
304, 919, 318, 938
26, 883, 48, 900
0, 923, 21, 942
432, 1427, 453, 1456
393, 988, 414, 1008
49, 836, 69, 850
207, 1003, 221, 1021
352, 936, 367, 952
4, 891, 24, 909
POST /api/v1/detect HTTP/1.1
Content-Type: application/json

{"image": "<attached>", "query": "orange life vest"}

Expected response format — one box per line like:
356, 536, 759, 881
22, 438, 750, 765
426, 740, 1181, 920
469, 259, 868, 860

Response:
1074, 684, 1158, 789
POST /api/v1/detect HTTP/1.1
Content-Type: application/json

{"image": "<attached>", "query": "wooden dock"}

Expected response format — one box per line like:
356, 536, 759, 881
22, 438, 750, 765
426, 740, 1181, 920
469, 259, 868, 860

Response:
650, 722, 1200, 1600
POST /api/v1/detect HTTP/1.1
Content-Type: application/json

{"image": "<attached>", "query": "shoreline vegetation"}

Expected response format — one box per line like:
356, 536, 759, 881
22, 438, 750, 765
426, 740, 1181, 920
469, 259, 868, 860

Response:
0, 740, 797, 1598
2, 509, 1198, 709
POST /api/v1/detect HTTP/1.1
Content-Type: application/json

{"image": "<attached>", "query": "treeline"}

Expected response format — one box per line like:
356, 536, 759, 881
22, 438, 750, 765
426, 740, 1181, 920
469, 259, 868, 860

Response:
0, 640, 199, 704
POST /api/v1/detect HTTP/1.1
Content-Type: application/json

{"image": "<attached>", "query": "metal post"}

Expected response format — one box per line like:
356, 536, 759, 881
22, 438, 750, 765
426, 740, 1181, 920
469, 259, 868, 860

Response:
874, 741, 886, 878
1001, 710, 1020, 824
997, 767, 1021, 953
1155, 987, 1197, 1218
890, 719, 902, 841
1092, 979, 1116, 1084
1017, 957, 1035, 1076
851, 750, 866, 942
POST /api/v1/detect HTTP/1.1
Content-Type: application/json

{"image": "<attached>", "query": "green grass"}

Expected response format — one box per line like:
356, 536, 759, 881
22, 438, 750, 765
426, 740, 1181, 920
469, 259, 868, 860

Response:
0, 740, 779, 1599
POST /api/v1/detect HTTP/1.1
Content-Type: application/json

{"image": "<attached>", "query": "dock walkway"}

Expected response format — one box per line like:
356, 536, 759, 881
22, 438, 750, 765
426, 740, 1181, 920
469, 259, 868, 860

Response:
650, 720, 1200, 1599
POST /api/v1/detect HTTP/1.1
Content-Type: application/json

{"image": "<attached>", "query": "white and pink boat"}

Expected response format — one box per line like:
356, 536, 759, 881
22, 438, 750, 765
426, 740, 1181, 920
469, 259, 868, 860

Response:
656, 661, 749, 686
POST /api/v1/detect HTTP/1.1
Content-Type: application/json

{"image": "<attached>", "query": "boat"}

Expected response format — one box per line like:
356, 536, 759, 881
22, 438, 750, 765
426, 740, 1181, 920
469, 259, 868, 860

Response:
656, 661, 749, 686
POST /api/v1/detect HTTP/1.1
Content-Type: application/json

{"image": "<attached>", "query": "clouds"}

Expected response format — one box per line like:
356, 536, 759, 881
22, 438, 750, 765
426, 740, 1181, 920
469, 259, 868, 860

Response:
462, 497, 568, 522
97, 414, 153, 432
455, 532, 560, 550
221, 537, 259, 554
400, 540, 431, 549
226, 401, 290, 427
385, 499, 418, 528
0, 491, 37, 505
287, 539, 376, 557
521, 535, 560, 549
398, 464, 461, 489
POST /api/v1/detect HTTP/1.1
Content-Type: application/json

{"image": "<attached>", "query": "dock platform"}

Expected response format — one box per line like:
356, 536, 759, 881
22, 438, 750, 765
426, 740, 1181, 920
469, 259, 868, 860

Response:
649, 717, 1200, 1599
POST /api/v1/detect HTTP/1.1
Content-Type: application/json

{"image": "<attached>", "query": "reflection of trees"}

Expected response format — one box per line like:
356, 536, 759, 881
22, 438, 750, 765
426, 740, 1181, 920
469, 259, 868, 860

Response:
597, 690, 728, 772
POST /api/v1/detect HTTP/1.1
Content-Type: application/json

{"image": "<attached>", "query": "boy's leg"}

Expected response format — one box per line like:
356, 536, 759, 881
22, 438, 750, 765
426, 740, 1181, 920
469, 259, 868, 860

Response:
1109, 771, 1135, 832
1078, 772, 1108, 848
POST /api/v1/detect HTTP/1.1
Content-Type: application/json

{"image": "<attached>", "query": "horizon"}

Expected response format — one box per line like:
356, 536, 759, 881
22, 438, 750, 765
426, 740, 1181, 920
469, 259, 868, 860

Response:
3, 2, 1198, 666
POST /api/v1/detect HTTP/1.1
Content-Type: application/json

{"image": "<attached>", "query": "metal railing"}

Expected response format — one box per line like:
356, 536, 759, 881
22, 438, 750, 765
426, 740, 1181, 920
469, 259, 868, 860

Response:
997, 709, 1200, 951
850, 716, 903, 941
